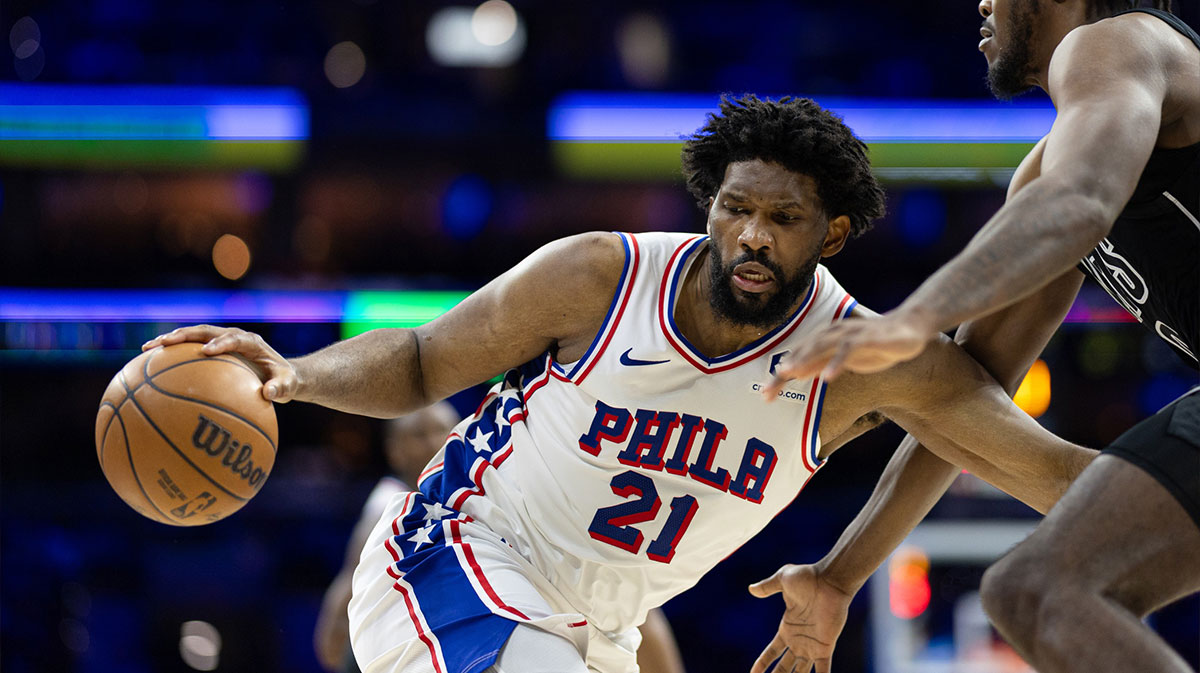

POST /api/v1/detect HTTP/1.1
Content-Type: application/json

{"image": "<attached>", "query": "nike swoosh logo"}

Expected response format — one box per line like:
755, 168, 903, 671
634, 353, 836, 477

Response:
619, 348, 669, 367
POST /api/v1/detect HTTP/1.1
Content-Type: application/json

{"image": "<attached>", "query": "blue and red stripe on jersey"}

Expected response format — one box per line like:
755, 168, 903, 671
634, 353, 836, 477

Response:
548, 232, 641, 385
799, 293, 858, 471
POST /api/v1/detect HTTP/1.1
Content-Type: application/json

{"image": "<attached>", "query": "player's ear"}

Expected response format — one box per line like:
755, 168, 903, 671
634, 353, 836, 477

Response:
706, 196, 715, 235
821, 214, 851, 257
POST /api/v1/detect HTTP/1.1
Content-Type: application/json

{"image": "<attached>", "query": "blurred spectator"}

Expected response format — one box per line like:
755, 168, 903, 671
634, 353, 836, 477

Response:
314, 402, 459, 673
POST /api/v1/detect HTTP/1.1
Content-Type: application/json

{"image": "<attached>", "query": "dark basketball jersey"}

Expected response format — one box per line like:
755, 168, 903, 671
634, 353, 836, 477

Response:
1077, 8, 1199, 368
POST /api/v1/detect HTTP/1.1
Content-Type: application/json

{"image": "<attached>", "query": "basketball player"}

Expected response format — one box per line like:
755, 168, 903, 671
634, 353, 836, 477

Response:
313, 405, 686, 673
756, 2, 1199, 672
143, 95, 1098, 673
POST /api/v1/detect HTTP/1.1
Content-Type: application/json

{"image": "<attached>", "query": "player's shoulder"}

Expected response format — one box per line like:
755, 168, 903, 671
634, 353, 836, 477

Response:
1053, 12, 1177, 77
1068, 10, 1176, 43
506, 232, 638, 337
524, 231, 627, 291
542, 230, 626, 264
545, 230, 701, 276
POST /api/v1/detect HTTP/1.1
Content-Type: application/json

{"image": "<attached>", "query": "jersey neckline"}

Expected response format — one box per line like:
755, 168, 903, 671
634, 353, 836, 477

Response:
657, 235, 821, 374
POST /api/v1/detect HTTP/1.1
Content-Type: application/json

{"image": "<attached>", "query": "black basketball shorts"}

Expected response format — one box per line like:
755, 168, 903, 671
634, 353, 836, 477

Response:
1102, 386, 1200, 530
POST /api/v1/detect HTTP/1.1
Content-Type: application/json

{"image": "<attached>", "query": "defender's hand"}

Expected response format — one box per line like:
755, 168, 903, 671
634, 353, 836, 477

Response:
764, 311, 935, 396
142, 325, 298, 403
748, 564, 853, 673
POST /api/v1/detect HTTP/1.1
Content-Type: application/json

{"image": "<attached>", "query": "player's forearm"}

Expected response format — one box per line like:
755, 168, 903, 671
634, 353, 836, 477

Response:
816, 436, 959, 594
904, 403, 1094, 514
292, 328, 428, 418
896, 177, 1111, 335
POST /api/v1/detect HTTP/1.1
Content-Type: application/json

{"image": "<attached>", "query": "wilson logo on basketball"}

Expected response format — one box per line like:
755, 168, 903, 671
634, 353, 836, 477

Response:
191, 414, 268, 487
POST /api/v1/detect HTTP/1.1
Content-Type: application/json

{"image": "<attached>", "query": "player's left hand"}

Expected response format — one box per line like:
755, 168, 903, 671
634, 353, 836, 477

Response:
748, 564, 854, 673
763, 311, 936, 396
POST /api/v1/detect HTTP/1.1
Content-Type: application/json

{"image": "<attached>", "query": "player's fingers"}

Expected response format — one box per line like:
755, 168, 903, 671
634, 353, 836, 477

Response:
814, 655, 832, 673
749, 637, 786, 673
762, 349, 829, 399
762, 375, 786, 400
748, 569, 784, 598
819, 341, 850, 381
142, 324, 227, 350
198, 329, 258, 356
261, 374, 295, 403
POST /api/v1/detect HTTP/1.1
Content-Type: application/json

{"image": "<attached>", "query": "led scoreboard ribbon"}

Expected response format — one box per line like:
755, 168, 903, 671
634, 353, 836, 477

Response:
547, 92, 1056, 183
0, 83, 309, 170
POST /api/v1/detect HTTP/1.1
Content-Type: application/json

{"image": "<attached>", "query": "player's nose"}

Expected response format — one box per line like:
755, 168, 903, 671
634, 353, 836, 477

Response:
737, 214, 774, 251
978, 0, 992, 19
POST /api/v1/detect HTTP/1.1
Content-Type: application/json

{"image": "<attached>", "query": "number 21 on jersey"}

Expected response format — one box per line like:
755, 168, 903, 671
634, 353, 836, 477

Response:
587, 470, 699, 563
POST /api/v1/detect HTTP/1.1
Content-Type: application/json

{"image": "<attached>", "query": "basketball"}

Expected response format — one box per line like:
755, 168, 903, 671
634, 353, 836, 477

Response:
95, 342, 279, 526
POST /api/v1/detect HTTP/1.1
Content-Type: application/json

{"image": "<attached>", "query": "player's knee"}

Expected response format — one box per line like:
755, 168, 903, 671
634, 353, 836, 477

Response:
980, 549, 1053, 639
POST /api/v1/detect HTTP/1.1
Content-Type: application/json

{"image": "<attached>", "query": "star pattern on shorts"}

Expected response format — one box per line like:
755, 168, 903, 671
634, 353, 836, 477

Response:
422, 502, 453, 522
408, 523, 436, 549
467, 427, 494, 454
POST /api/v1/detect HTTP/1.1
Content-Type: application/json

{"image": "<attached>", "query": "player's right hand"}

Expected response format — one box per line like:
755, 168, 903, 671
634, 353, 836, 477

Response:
142, 325, 299, 403
748, 563, 854, 673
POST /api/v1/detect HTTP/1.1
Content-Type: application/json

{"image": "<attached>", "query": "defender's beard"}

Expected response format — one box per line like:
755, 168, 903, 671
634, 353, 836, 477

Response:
987, 0, 1039, 100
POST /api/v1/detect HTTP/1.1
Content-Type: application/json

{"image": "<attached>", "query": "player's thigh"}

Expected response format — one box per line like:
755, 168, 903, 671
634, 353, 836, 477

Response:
487, 623, 590, 673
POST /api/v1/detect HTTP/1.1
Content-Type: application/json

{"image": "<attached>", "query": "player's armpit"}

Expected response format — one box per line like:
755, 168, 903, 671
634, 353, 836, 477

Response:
868, 338, 1096, 514
819, 410, 889, 458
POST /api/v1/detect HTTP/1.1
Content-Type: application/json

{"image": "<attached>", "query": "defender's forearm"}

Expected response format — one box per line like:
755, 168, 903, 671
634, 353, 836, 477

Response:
898, 178, 1111, 334
292, 328, 428, 418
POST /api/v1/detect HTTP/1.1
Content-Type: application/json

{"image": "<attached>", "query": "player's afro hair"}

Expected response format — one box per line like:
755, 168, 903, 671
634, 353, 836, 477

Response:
681, 94, 886, 239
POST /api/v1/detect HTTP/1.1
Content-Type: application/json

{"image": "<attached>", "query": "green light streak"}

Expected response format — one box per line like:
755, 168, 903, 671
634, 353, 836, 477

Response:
341, 290, 472, 339
0, 139, 306, 171
552, 141, 1037, 182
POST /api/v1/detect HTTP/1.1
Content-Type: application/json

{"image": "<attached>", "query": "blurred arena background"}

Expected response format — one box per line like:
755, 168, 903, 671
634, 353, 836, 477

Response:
1, 0, 1198, 671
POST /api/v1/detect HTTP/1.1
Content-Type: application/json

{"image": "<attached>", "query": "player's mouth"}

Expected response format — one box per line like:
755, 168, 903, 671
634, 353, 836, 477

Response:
979, 24, 994, 51
731, 263, 775, 293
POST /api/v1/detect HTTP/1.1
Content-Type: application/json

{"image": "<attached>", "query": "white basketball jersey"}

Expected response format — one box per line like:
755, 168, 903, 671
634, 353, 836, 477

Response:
415, 231, 857, 634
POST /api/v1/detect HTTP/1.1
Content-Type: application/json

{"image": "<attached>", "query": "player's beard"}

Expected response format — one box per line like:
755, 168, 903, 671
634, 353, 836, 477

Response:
707, 242, 819, 330
987, 0, 1039, 100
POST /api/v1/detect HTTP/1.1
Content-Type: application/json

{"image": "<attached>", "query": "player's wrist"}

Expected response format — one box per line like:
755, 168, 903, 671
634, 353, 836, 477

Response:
286, 358, 311, 403
890, 302, 943, 341
812, 557, 863, 598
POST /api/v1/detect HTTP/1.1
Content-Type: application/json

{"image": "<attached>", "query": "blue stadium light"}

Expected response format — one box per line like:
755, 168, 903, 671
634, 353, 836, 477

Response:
0, 83, 309, 141
898, 189, 948, 249
441, 174, 494, 240
0, 289, 344, 323
547, 92, 1054, 143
